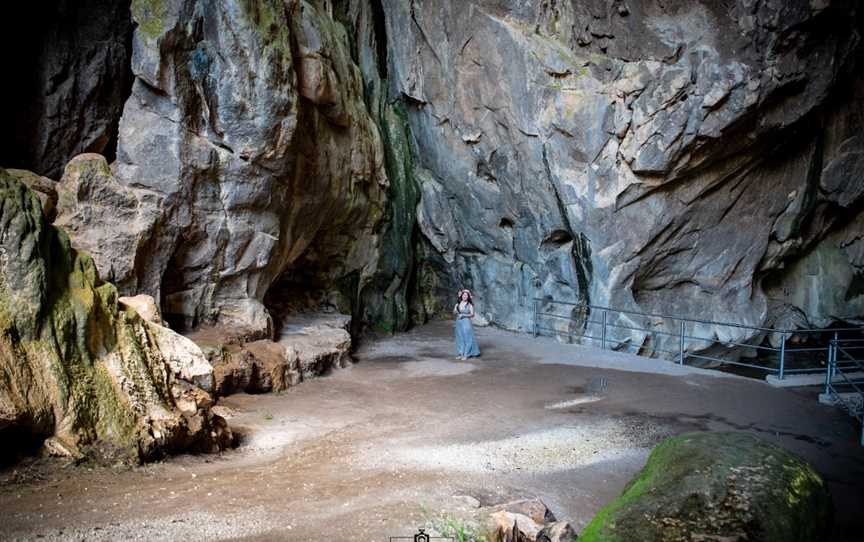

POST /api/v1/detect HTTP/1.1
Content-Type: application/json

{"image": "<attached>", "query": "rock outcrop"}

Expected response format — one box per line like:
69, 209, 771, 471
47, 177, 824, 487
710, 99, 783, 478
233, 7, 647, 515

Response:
377, 0, 864, 345
5, 169, 58, 222
489, 498, 553, 541
194, 313, 352, 397
49, 0, 391, 339
0, 170, 232, 463
579, 432, 833, 542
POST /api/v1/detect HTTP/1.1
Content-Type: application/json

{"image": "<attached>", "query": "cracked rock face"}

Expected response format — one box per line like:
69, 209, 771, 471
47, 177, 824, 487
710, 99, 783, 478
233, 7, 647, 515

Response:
55, 0, 389, 338
380, 0, 864, 343
8, 0, 864, 360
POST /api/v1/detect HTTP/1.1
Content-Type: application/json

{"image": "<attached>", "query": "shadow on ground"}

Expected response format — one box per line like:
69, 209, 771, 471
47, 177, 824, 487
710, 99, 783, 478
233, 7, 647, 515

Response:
1, 322, 862, 541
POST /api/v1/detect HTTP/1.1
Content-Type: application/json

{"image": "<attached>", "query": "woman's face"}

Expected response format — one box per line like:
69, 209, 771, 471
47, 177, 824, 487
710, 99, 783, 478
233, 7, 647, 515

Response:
460, 292, 469, 301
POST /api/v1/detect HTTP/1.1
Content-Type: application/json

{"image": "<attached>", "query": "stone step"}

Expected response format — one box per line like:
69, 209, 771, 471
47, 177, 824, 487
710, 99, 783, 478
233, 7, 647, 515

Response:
765, 371, 864, 388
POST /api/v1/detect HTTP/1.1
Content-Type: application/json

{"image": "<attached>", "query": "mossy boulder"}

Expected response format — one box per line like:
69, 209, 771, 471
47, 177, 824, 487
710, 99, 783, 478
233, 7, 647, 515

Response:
5, 169, 57, 221
580, 432, 833, 542
0, 169, 232, 464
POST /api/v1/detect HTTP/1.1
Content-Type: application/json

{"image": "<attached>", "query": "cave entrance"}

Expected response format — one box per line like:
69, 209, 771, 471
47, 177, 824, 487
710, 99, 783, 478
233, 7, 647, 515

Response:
263, 259, 351, 335
0, 426, 46, 468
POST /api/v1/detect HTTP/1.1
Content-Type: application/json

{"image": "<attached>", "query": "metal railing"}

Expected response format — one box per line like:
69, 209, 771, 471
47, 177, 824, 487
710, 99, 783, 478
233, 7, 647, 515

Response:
824, 335, 864, 446
532, 298, 861, 380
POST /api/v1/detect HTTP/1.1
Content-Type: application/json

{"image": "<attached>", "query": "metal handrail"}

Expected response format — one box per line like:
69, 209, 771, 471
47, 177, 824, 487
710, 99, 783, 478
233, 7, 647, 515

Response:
533, 298, 861, 334
531, 298, 862, 381
824, 337, 864, 445
533, 300, 864, 445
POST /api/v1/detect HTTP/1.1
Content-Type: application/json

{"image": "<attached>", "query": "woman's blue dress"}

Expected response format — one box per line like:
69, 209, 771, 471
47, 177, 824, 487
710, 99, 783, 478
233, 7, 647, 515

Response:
455, 303, 481, 358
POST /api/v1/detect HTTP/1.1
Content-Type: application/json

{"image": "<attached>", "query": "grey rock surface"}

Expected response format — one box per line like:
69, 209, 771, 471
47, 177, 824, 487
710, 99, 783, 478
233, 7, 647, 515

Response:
10, 0, 864, 358
55, 0, 390, 339
377, 0, 864, 347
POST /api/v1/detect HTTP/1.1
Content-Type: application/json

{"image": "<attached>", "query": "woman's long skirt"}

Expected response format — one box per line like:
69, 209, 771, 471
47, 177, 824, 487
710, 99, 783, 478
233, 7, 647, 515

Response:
455, 317, 481, 357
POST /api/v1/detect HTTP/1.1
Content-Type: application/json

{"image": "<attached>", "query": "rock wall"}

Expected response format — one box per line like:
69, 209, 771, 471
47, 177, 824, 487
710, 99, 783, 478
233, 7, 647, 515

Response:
337, 0, 424, 333
54, 0, 391, 338
377, 0, 864, 345
0, 170, 231, 464
3, 0, 862, 465
4, 0, 864, 358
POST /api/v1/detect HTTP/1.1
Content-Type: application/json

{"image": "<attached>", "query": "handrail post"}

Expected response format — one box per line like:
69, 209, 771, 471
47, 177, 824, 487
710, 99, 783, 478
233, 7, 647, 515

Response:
678, 321, 685, 365
825, 333, 837, 396
778, 332, 787, 380
532, 299, 538, 338
830, 332, 837, 385
601, 310, 607, 350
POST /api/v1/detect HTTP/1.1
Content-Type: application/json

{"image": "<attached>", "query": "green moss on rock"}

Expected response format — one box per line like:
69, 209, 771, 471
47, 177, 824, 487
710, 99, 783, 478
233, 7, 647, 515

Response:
359, 100, 421, 334
0, 168, 231, 463
131, 0, 168, 40
239, 0, 293, 67
580, 432, 833, 542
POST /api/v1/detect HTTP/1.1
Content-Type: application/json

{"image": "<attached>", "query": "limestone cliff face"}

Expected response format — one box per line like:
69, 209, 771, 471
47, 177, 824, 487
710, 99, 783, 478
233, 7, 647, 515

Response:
0, 170, 232, 463
6, 0, 864, 355
3, 0, 864, 464
374, 0, 864, 343
54, 0, 391, 338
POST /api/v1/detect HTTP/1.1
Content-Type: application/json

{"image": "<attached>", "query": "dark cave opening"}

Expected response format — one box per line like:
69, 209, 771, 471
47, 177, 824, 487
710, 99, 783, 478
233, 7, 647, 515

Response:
263, 262, 347, 336
369, 0, 389, 79
0, 427, 46, 468
160, 260, 188, 333
0, 0, 135, 178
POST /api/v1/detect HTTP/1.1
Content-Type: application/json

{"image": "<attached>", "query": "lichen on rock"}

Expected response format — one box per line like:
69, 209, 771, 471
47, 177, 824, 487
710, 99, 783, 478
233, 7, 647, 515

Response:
0, 169, 232, 463
579, 432, 833, 542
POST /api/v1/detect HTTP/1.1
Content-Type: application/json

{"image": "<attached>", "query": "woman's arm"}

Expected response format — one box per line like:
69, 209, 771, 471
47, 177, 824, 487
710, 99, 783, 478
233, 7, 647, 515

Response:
468, 304, 475, 318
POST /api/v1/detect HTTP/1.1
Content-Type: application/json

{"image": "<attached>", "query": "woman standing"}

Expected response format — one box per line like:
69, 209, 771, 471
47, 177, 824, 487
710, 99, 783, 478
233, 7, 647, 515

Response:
453, 289, 481, 360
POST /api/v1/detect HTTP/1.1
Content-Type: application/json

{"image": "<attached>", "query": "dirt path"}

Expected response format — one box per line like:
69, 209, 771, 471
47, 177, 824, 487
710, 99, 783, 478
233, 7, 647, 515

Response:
2, 322, 863, 541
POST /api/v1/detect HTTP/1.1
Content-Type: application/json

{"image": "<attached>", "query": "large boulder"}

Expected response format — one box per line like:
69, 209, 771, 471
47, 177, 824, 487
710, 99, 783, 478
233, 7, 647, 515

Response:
0, 170, 232, 463
55, 153, 155, 290
194, 312, 352, 397
579, 432, 833, 542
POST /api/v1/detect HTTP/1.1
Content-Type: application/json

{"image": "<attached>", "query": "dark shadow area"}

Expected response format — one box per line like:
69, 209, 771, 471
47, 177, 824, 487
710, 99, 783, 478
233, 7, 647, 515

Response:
0, 0, 134, 178
0, 428, 46, 468
264, 261, 343, 335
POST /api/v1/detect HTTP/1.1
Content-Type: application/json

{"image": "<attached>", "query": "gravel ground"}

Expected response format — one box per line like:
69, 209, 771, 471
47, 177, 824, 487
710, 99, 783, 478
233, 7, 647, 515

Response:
1, 321, 862, 541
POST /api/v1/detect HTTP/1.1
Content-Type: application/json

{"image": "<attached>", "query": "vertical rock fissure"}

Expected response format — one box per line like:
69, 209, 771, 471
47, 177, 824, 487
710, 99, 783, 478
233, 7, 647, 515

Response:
543, 142, 593, 310
369, 0, 388, 79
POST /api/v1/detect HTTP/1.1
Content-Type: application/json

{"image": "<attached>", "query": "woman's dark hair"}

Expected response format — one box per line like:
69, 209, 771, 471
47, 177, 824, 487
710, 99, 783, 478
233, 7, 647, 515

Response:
457, 290, 473, 305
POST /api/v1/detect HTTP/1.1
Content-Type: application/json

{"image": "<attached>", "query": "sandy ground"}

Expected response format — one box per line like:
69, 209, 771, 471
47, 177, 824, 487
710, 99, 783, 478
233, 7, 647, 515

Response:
1, 322, 863, 541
